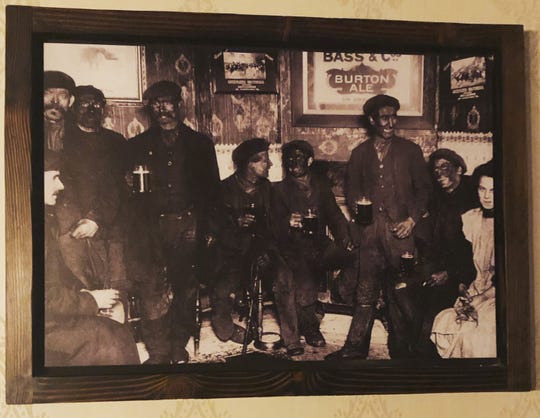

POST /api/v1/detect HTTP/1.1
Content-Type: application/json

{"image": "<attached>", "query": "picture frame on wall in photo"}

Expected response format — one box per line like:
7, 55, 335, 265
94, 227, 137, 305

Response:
4, 5, 532, 404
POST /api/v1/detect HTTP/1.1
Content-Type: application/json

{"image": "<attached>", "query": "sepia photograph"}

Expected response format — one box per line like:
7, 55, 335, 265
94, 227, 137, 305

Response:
41, 41, 495, 368
4, 6, 531, 403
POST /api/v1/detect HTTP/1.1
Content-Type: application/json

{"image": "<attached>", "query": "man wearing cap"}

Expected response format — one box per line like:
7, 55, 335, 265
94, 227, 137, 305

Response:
327, 94, 431, 360
212, 138, 303, 356
414, 148, 477, 357
55, 85, 129, 295
43, 71, 75, 153
272, 140, 352, 348
126, 80, 221, 364
43, 150, 139, 366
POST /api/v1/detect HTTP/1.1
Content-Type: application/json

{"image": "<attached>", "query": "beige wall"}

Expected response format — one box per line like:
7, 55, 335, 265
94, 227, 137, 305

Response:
1, 0, 538, 416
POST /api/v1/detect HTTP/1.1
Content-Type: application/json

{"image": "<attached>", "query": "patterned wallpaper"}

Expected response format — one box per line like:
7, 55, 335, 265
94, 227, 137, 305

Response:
1, 0, 539, 417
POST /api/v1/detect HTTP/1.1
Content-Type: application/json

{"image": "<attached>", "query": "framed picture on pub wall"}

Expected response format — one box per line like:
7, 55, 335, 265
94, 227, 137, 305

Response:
4, 5, 532, 404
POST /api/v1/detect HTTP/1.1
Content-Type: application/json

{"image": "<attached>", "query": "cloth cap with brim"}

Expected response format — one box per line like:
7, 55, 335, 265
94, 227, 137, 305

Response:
44, 150, 61, 172
429, 148, 468, 173
363, 94, 400, 118
44, 71, 75, 94
74, 85, 106, 103
232, 138, 270, 168
281, 140, 314, 160
142, 81, 182, 103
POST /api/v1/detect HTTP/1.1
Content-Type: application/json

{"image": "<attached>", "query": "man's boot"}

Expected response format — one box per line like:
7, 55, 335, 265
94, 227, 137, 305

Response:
325, 305, 375, 360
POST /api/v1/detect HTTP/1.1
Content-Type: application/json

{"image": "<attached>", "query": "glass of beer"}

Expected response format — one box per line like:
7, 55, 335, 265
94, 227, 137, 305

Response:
355, 197, 373, 225
400, 251, 415, 277
132, 164, 151, 193
302, 208, 319, 237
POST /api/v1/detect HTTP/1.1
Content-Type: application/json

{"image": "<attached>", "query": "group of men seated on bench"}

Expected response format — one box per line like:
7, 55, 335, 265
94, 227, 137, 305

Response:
43, 71, 496, 366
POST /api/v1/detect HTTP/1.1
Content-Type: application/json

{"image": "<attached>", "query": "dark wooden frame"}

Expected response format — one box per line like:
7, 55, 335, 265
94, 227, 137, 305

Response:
290, 51, 436, 129
5, 5, 532, 404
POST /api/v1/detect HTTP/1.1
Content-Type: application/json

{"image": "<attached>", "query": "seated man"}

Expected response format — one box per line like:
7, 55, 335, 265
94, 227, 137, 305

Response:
273, 140, 353, 348
211, 138, 303, 356
44, 150, 139, 366
414, 149, 477, 357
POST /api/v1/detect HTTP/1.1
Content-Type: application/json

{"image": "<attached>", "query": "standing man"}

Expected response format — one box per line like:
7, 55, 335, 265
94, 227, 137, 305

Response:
43, 71, 75, 153
212, 138, 303, 356
414, 149, 477, 357
327, 94, 431, 360
273, 140, 352, 348
56, 85, 129, 293
126, 80, 222, 364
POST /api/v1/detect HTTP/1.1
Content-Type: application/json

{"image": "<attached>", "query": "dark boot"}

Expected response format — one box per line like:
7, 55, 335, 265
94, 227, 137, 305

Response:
325, 305, 375, 360
141, 316, 171, 364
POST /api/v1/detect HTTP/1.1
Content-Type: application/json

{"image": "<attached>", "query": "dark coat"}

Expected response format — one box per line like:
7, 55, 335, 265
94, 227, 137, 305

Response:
216, 173, 276, 259
273, 173, 350, 256
56, 125, 127, 237
44, 209, 139, 366
126, 123, 221, 225
346, 136, 431, 225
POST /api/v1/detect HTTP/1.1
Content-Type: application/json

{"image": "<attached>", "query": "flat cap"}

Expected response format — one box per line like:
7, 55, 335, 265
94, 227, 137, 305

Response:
232, 138, 269, 168
44, 71, 75, 93
363, 94, 400, 117
74, 85, 105, 102
142, 80, 182, 102
281, 140, 314, 160
429, 148, 468, 173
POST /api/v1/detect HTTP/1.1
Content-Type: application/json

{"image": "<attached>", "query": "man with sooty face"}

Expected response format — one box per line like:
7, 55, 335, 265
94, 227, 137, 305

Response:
212, 138, 303, 356
327, 94, 431, 360
413, 149, 477, 357
273, 140, 352, 349
126, 80, 221, 364
55, 85, 129, 308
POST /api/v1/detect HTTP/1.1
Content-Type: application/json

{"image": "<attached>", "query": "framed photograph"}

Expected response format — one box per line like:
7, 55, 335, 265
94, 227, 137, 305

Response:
5, 6, 531, 404
44, 43, 146, 102
212, 50, 279, 93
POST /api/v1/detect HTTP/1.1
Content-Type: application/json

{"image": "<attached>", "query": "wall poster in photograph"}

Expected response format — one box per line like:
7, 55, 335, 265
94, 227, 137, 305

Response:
302, 51, 424, 116
212, 50, 278, 93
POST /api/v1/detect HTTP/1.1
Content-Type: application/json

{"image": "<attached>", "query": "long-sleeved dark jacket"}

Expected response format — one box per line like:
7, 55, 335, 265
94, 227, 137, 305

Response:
56, 124, 127, 237
216, 173, 276, 259
126, 123, 221, 229
346, 136, 431, 225
273, 173, 349, 256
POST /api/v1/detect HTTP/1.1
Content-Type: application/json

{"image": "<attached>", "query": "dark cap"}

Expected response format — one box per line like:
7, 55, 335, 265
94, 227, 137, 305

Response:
44, 71, 75, 94
363, 94, 400, 117
232, 138, 269, 169
44, 150, 61, 172
428, 148, 468, 173
74, 85, 106, 102
281, 140, 314, 161
142, 81, 182, 103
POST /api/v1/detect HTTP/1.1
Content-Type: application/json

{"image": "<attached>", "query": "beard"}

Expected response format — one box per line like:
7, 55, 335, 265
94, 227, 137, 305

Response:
44, 103, 67, 123
44, 118, 65, 152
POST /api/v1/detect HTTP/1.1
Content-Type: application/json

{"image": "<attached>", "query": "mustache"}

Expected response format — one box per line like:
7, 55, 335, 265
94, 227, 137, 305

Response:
44, 103, 67, 113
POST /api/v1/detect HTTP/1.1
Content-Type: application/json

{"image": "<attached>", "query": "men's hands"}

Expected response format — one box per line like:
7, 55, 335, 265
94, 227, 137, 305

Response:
424, 270, 449, 287
237, 214, 256, 229
83, 288, 120, 310
393, 217, 415, 239
289, 212, 303, 229
70, 218, 99, 239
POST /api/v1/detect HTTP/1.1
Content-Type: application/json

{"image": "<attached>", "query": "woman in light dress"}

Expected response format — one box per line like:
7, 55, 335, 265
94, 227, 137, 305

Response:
430, 161, 496, 358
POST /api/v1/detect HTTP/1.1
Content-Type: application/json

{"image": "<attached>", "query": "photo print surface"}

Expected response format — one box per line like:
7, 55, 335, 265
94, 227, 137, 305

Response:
41, 40, 496, 369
